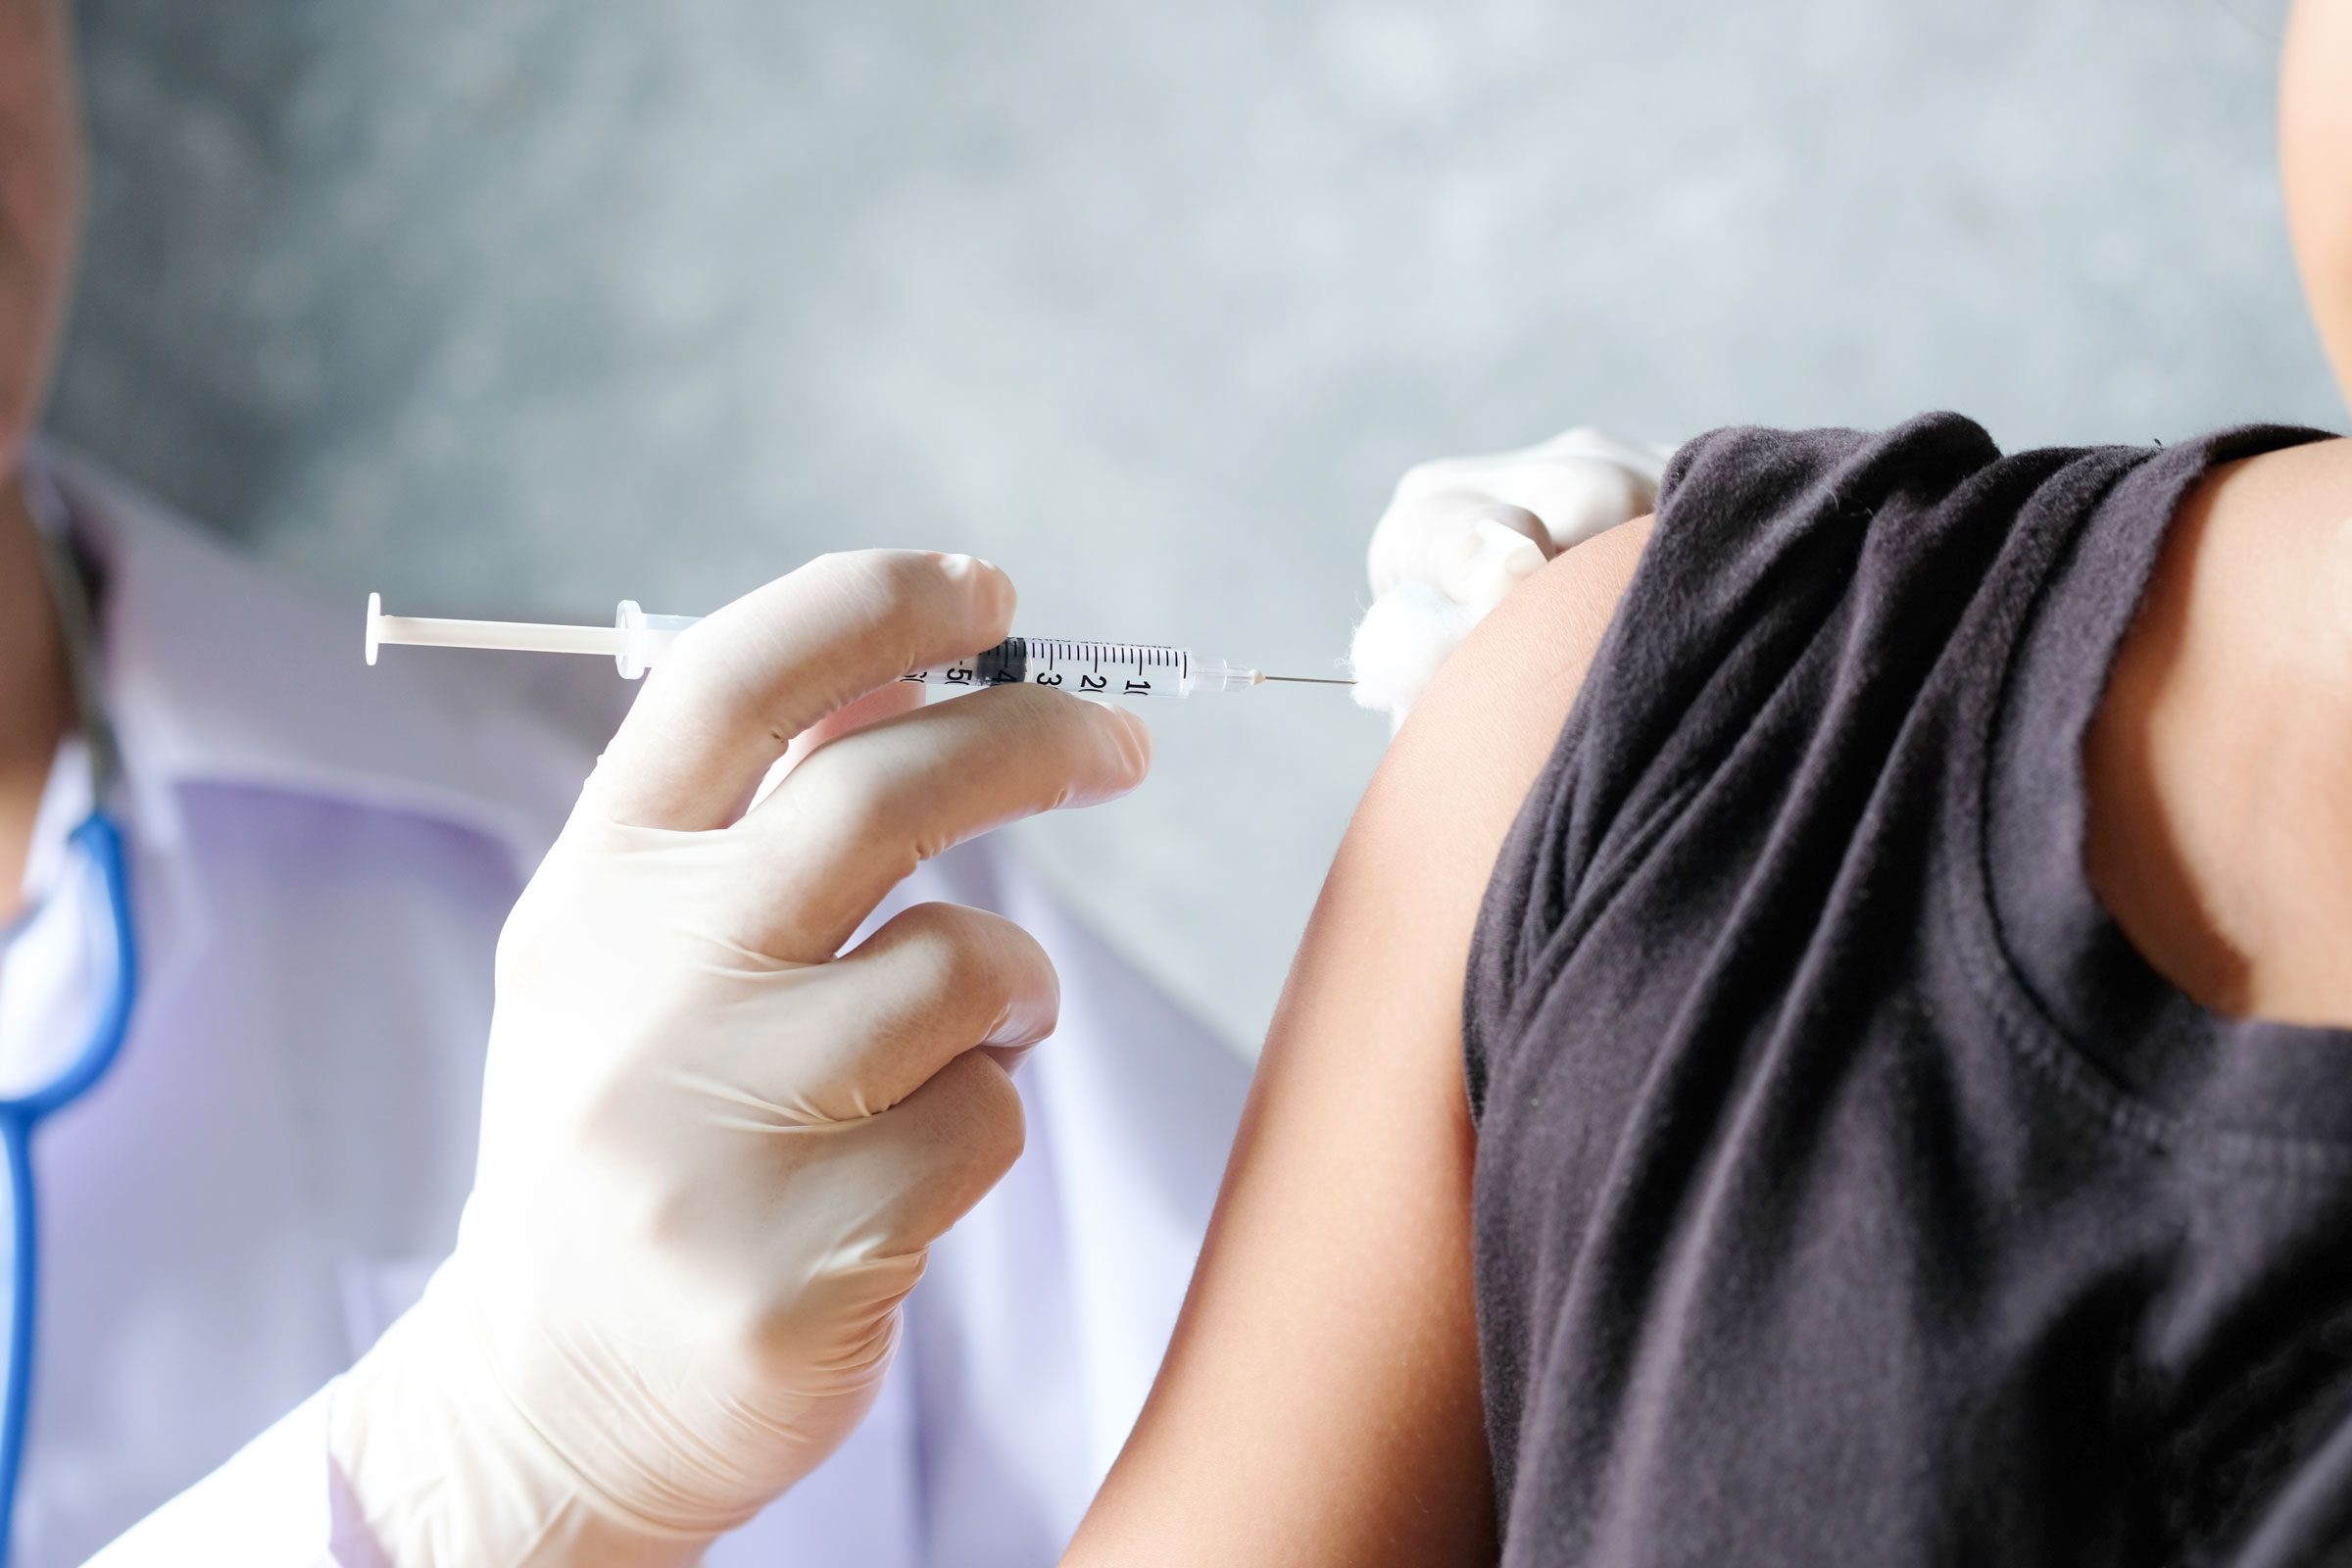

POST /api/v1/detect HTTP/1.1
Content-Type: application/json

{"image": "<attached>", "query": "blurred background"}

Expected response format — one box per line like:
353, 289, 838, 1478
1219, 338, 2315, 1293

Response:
50, 0, 2337, 1053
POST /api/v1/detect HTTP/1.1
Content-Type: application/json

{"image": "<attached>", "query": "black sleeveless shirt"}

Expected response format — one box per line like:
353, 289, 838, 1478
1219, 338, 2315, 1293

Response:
1464, 416, 2352, 1565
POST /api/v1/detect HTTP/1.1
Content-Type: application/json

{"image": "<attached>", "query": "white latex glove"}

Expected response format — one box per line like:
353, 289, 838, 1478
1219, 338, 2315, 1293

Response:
328, 551, 1152, 1566
1351, 426, 1672, 724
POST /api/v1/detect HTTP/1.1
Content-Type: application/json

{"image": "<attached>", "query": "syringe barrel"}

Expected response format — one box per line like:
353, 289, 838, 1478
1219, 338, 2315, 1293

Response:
900, 637, 1201, 698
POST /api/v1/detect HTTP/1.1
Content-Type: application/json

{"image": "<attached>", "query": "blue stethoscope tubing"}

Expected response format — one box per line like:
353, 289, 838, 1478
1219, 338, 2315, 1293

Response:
0, 811, 135, 1562
0, 460, 140, 1563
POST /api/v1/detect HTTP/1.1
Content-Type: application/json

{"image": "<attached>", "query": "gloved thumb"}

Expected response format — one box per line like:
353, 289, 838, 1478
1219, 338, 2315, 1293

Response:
1367, 498, 1551, 608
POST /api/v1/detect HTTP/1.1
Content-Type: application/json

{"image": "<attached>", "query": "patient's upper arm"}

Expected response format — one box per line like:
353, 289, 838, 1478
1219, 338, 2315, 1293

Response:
1063, 516, 1654, 1564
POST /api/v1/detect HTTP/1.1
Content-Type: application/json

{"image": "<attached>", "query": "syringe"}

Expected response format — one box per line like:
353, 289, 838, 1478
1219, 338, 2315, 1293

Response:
365, 595, 1352, 698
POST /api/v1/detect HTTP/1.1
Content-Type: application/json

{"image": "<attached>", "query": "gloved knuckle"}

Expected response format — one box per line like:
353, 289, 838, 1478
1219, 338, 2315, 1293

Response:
895, 904, 989, 996
709, 1272, 810, 1374
794, 749, 902, 845
894, 907, 1052, 1048
967, 685, 1058, 765
1010, 684, 1142, 786
868, 548, 940, 603
737, 1265, 908, 1386
572, 1060, 673, 1172
797, 549, 863, 593
988, 678, 1061, 727
822, 550, 936, 634
632, 1170, 708, 1258
951, 1055, 1028, 1177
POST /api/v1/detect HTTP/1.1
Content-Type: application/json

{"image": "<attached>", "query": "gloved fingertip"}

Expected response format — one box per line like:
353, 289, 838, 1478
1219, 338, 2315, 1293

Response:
1063, 695, 1152, 793
1443, 513, 1547, 609
1111, 703, 1153, 779
1471, 514, 1551, 575
939, 553, 1016, 630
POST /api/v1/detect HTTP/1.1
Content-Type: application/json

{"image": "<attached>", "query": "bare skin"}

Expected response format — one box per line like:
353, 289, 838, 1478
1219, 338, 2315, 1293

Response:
1063, 514, 1654, 1564
2085, 437, 2352, 1021
0, 0, 82, 906
1067, 2, 2352, 1558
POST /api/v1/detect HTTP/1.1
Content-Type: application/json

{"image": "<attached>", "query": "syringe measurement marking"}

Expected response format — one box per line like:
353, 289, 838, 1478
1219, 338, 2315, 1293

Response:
816, 638, 1182, 695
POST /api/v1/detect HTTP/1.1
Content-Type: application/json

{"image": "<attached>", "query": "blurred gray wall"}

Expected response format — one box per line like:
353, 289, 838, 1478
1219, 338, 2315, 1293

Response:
50, 0, 2340, 1052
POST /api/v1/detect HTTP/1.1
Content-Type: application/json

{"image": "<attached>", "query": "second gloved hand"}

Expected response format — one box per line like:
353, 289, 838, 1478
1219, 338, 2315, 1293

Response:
328, 551, 1151, 1565
1352, 426, 1671, 725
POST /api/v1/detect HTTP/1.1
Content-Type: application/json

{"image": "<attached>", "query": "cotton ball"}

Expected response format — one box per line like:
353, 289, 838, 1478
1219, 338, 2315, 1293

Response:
1349, 580, 1482, 726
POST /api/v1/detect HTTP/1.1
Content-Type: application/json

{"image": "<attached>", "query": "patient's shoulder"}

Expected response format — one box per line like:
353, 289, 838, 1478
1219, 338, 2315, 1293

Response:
1357, 516, 1654, 931
2178, 433, 2352, 533
2085, 432, 2352, 1018
1396, 516, 1649, 771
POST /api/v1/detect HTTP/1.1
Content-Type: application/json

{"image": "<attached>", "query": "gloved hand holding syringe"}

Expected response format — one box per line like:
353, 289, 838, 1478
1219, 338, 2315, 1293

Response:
336, 549, 1371, 1568
367, 593, 1353, 696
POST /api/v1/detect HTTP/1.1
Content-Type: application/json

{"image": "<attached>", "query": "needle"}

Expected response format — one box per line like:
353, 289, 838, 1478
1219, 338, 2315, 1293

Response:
1259, 674, 1355, 686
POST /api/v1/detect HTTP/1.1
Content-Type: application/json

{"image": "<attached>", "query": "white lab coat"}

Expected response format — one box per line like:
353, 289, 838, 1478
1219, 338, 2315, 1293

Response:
12, 455, 1246, 1567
